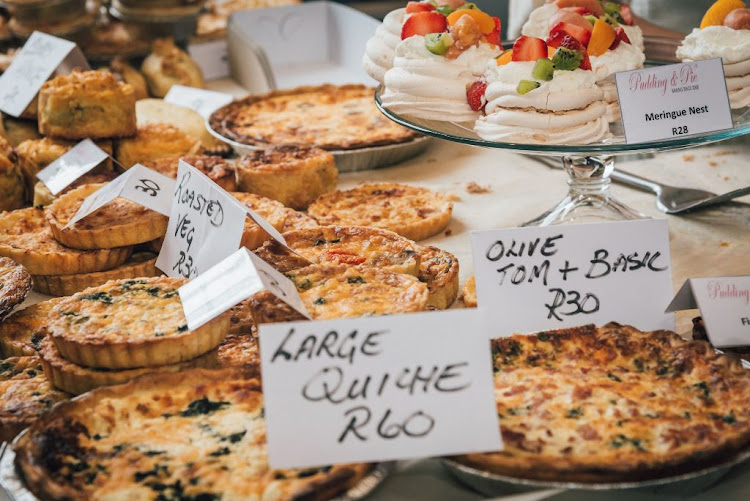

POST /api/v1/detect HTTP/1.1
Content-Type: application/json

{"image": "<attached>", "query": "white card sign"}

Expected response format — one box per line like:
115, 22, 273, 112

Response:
179, 248, 309, 331
164, 84, 233, 119
471, 220, 674, 335
156, 161, 246, 279
666, 276, 750, 347
260, 309, 502, 468
616, 59, 733, 144
36, 139, 109, 195
66, 164, 175, 228
188, 39, 230, 80
0, 31, 89, 117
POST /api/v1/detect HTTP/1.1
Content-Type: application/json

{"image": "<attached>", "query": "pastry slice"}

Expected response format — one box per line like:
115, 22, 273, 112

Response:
461, 275, 477, 307
278, 207, 319, 233
0, 298, 63, 357
217, 330, 259, 367
0, 256, 31, 321
418, 246, 460, 309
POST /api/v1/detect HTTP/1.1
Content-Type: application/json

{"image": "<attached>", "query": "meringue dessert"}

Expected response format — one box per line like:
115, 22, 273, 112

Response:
677, 0, 750, 109
363, 7, 405, 84
379, 1, 502, 122
471, 35, 610, 144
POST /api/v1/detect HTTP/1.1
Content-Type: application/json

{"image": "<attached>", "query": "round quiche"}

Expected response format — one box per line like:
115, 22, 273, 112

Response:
46, 183, 169, 250
0, 256, 31, 320
308, 183, 453, 241
47, 277, 230, 369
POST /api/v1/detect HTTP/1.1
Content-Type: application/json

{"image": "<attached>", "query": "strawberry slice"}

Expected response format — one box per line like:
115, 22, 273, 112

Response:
406, 1, 436, 13
401, 11, 448, 40
620, 5, 634, 25
609, 27, 632, 50
466, 80, 487, 112
579, 51, 592, 70
512, 36, 548, 62
548, 21, 592, 47
558, 34, 586, 52
485, 16, 501, 46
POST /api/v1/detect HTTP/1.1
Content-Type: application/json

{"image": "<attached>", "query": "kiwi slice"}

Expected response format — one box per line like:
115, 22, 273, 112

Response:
517, 80, 541, 95
425, 33, 454, 56
552, 47, 583, 71
603, 2, 621, 14
532, 58, 554, 81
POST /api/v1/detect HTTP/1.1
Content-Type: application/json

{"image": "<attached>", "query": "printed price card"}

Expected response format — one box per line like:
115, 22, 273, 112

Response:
667, 276, 750, 347
164, 84, 233, 119
156, 161, 246, 279
66, 164, 175, 228
471, 220, 674, 335
36, 139, 109, 195
179, 248, 309, 331
260, 309, 502, 468
616, 59, 733, 143
0, 31, 89, 117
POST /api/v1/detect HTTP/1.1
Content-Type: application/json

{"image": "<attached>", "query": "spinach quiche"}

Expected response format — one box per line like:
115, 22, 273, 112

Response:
47, 277, 230, 369
0, 256, 31, 320
454, 323, 750, 483
15, 366, 372, 500
0, 298, 63, 357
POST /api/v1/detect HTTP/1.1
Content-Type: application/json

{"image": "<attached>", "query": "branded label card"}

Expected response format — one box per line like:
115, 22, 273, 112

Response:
36, 139, 109, 195
471, 220, 674, 336
0, 31, 89, 117
164, 84, 233, 119
260, 309, 502, 469
66, 164, 175, 228
156, 161, 247, 279
667, 276, 750, 347
188, 39, 230, 80
616, 59, 733, 144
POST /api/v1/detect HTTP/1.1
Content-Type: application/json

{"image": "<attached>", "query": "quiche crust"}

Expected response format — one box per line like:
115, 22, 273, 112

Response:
279, 207, 319, 233
217, 330, 259, 367
47, 277, 230, 369
230, 192, 288, 250
0, 298, 63, 357
452, 323, 750, 483
46, 184, 169, 250
0, 256, 31, 320
461, 275, 477, 308
308, 183, 453, 241
418, 246, 459, 310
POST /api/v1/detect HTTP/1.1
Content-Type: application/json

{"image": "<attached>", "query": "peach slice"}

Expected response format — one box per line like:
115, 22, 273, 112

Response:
587, 19, 616, 56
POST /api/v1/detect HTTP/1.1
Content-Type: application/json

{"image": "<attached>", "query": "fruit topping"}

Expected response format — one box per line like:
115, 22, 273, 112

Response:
496, 49, 513, 66
555, 0, 604, 16
512, 36, 549, 62
548, 21, 592, 47
401, 11, 449, 40
584, 14, 598, 25
435, 0, 465, 14
517, 80, 541, 95
446, 14, 483, 56
406, 1, 436, 13
466, 80, 487, 111
532, 58, 555, 81
485, 16, 501, 46
547, 10, 594, 32
447, 7, 495, 33
587, 18, 617, 56
701, 0, 746, 29
603, 2, 621, 15
724, 8, 750, 29
563, 6, 595, 16
609, 26, 631, 50
619, 4, 634, 25
552, 47, 584, 71
425, 32, 455, 55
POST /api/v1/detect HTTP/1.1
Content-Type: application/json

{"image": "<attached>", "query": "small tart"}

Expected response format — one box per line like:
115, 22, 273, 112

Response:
47, 277, 230, 369
0, 207, 132, 276
308, 183, 453, 241
0, 298, 63, 357
0, 355, 70, 442
230, 192, 288, 250
33, 170, 119, 207
32, 251, 159, 296
236, 145, 337, 209
38, 335, 219, 395
256, 226, 421, 276
279, 207, 319, 233
217, 330, 259, 367
0, 257, 32, 320
114, 123, 202, 168
418, 246, 459, 310
144, 154, 238, 192
461, 276, 477, 308
46, 183, 169, 250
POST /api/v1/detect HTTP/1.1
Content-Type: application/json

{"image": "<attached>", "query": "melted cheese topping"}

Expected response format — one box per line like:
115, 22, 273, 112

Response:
0, 298, 63, 356
0, 356, 69, 430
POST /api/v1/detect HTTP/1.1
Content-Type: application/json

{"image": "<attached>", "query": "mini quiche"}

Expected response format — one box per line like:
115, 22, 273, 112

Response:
37, 335, 218, 395
0, 298, 64, 357
0, 207, 132, 276
308, 183, 453, 241
454, 323, 750, 483
230, 192, 288, 250
47, 277, 230, 369
236, 146, 337, 209
0, 356, 70, 442
15, 366, 372, 501
279, 207, 319, 233
115, 123, 202, 168
143, 154, 237, 192
461, 276, 477, 308
32, 251, 159, 297
46, 184, 169, 250
0, 256, 31, 320
256, 226, 421, 276
33, 170, 119, 207
418, 246, 459, 310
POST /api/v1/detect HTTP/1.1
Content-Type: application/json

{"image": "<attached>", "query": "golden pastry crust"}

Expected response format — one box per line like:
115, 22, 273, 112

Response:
209, 84, 421, 150
0, 355, 69, 442
453, 323, 750, 483
47, 277, 230, 369
46, 183, 169, 250
115, 123, 202, 168
15, 366, 371, 501
32, 170, 119, 207
0, 256, 31, 320
308, 183, 453, 241
0, 207, 132, 275
236, 146, 337, 209
461, 275, 477, 308
217, 330, 259, 367
141, 38, 205, 98
0, 140, 24, 211
32, 251, 159, 296
0, 298, 63, 357
144, 154, 238, 192
107, 56, 149, 100
228, 298, 254, 335
38, 335, 219, 395
230, 192, 288, 250
418, 246, 459, 309
279, 207, 319, 233
38, 70, 136, 139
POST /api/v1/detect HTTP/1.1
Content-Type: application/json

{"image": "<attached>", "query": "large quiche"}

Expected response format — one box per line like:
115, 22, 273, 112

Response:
454, 323, 750, 482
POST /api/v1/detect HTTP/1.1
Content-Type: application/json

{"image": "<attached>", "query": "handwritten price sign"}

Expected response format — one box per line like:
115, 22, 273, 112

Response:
471, 220, 674, 335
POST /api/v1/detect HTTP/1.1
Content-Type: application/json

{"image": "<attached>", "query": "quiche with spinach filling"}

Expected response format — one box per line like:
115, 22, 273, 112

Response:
15, 366, 372, 500
453, 323, 750, 482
